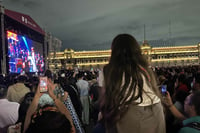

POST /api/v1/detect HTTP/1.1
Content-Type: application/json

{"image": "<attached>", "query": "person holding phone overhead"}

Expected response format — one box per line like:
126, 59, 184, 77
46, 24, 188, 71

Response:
97, 34, 166, 133
23, 77, 75, 133
24, 70, 85, 133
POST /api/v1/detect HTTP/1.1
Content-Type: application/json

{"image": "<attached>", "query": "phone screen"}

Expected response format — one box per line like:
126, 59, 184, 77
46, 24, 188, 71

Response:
161, 85, 167, 96
74, 67, 79, 74
39, 77, 48, 93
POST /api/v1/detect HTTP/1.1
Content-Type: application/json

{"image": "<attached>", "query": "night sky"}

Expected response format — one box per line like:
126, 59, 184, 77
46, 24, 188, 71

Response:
3, 0, 200, 51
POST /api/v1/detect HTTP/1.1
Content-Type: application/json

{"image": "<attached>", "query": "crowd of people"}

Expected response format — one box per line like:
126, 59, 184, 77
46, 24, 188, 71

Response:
0, 34, 200, 133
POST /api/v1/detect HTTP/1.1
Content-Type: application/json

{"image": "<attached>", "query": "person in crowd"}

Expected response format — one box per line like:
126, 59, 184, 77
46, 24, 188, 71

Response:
24, 70, 84, 133
158, 75, 167, 87
58, 75, 83, 121
193, 72, 200, 92
7, 75, 30, 103
23, 78, 75, 133
96, 34, 166, 133
18, 91, 35, 132
165, 90, 190, 133
29, 76, 40, 93
25, 105, 73, 133
17, 76, 39, 127
164, 91, 200, 133
173, 90, 190, 114
175, 73, 189, 93
76, 72, 90, 125
89, 79, 101, 124
4, 73, 17, 88
0, 84, 20, 133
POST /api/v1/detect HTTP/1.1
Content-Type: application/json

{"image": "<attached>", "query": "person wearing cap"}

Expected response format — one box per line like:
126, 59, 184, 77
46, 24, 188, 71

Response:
0, 85, 20, 133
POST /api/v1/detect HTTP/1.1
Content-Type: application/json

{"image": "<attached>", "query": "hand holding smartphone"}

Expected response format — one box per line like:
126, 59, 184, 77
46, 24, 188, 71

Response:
74, 67, 79, 74
161, 85, 167, 96
39, 77, 48, 93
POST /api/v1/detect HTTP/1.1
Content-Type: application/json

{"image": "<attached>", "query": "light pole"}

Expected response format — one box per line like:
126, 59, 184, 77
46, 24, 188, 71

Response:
0, 4, 6, 74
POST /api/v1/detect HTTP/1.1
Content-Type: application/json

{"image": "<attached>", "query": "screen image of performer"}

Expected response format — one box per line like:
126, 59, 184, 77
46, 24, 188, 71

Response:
7, 31, 44, 73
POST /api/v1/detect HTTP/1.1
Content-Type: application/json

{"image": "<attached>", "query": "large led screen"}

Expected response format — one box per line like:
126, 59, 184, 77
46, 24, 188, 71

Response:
7, 31, 44, 73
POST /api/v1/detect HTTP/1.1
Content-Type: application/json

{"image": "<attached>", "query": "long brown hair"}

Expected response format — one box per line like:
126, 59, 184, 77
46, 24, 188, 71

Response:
100, 34, 160, 132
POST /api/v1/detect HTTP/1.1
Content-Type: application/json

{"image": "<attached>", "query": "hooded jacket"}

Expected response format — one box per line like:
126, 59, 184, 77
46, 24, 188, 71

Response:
7, 83, 30, 103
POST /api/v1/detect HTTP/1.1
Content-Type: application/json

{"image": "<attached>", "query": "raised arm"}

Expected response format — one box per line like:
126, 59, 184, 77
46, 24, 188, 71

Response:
48, 82, 76, 133
163, 91, 186, 120
23, 86, 42, 133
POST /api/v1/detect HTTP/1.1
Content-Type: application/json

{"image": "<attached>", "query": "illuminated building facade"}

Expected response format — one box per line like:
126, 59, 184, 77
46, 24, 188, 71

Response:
48, 42, 200, 71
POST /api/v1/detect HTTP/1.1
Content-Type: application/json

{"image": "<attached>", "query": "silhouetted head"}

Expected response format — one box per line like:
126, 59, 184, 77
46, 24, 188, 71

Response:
17, 75, 27, 83
26, 106, 72, 133
178, 73, 186, 84
44, 69, 53, 80
77, 72, 84, 79
0, 85, 7, 99
110, 34, 146, 67
184, 91, 200, 116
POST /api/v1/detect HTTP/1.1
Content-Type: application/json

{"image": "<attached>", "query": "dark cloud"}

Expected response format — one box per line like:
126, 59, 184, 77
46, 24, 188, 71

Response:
7, 0, 23, 2
3, 0, 200, 50
23, 1, 40, 8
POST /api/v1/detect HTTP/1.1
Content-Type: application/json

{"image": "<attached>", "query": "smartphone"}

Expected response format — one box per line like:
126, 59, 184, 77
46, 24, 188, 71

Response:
161, 85, 167, 96
39, 77, 48, 93
74, 67, 79, 74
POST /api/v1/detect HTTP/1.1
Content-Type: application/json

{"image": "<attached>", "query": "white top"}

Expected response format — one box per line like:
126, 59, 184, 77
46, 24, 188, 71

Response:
0, 99, 19, 128
76, 79, 89, 97
98, 71, 160, 106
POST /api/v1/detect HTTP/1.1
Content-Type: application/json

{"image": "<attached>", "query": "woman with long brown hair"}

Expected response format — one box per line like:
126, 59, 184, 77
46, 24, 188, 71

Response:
98, 34, 166, 133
